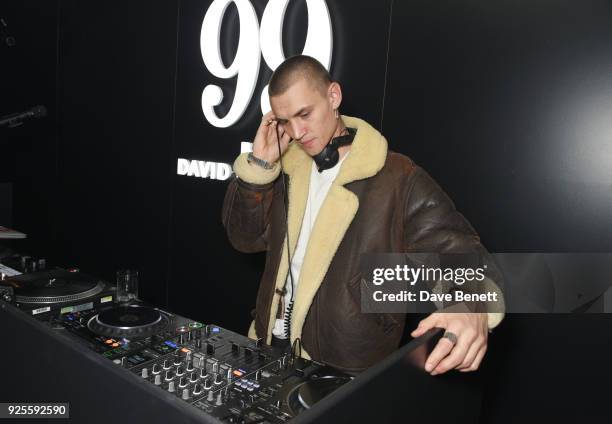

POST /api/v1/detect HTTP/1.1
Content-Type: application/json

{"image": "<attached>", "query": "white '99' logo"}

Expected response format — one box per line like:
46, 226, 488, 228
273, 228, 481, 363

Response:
200, 0, 333, 128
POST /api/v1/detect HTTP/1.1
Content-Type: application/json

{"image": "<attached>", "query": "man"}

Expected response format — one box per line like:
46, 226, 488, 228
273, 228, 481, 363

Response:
222, 55, 503, 375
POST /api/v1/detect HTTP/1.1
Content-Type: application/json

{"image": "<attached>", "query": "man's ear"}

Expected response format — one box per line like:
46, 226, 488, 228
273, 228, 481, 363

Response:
328, 81, 343, 110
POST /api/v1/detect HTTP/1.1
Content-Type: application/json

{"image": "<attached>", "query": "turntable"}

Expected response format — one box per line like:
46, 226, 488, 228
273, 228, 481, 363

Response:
87, 305, 170, 339
3, 269, 115, 316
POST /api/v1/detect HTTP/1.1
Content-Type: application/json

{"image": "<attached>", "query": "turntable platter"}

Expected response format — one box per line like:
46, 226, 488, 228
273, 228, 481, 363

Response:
88, 305, 169, 339
9, 270, 105, 304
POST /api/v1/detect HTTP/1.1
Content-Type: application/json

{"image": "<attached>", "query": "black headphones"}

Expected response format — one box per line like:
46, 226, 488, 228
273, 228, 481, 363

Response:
312, 127, 356, 172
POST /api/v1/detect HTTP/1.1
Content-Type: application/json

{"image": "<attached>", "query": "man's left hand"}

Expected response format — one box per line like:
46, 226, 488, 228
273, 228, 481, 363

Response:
410, 312, 488, 375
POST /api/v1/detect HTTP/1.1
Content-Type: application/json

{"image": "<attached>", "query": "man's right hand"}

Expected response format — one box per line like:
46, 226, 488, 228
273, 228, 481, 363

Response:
252, 111, 292, 164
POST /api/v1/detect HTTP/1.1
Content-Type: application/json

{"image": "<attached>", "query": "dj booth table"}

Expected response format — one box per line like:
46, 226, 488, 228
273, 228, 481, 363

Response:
0, 298, 482, 424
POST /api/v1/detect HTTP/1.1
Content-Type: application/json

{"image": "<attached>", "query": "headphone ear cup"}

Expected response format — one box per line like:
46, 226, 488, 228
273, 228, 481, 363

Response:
313, 145, 338, 172
328, 148, 339, 165
312, 128, 355, 172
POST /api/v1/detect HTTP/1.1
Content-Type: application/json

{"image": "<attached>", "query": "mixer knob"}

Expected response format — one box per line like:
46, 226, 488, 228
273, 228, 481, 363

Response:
195, 338, 202, 349
215, 392, 223, 406
187, 331, 193, 341
226, 368, 233, 381
173, 355, 182, 366
186, 360, 194, 372
182, 388, 190, 400
203, 378, 213, 390
199, 368, 208, 379
178, 333, 185, 344
163, 359, 171, 369
274, 400, 281, 409
190, 372, 198, 383
179, 377, 188, 388
120, 357, 128, 367
141, 368, 149, 378
165, 370, 174, 381
255, 370, 261, 381
214, 374, 223, 385
207, 390, 214, 402
168, 381, 176, 393
154, 374, 162, 386
176, 366, 185, 376
152, 364, 161, 374
186, 351, 192, 362
193, 383, 203, 395
231, 342, 239, 354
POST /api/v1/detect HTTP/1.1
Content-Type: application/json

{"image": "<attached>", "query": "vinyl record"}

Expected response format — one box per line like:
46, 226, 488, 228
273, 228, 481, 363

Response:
88, 305, 169, 338
8, 270, 104, 304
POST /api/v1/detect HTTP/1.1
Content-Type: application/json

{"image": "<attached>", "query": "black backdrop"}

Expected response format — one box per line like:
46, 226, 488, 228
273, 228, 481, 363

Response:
2, 1, 612, 422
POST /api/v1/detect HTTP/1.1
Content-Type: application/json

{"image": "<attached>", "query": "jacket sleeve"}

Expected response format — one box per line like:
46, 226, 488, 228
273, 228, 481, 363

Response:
402, 166, 505, 329
221, 153, 281, 253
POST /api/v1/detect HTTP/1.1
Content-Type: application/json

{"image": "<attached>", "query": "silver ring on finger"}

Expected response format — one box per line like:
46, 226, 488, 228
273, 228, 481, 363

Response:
442, 331, 458, 346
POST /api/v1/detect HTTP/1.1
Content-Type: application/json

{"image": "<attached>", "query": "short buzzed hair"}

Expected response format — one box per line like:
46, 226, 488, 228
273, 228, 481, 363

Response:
268, 55, 332, 97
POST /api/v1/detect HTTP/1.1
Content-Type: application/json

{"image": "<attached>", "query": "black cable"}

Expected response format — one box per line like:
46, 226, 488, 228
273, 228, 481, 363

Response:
275, 124, 296, 342
283, 299, 294, 345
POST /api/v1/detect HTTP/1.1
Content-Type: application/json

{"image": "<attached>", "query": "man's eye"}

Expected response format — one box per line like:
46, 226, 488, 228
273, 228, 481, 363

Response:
301, 113, 309, 118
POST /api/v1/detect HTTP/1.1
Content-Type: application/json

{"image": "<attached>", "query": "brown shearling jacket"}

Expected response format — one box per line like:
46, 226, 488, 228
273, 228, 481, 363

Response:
222, 116, 503, 374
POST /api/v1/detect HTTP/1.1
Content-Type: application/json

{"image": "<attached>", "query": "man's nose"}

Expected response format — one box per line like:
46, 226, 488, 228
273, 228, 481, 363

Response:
290, 122, 306, 140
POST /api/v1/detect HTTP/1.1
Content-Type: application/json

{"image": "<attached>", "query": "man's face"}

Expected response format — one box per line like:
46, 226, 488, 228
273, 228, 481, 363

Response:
270, 78, 339, 156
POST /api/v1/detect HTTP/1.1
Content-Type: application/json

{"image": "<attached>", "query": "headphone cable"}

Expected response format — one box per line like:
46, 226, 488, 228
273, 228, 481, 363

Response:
275, 125, 296, 343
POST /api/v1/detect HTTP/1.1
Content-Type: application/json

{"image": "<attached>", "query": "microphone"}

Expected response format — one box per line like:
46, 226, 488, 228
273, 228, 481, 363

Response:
0, 105, 47, 128
0, 18, 16, 47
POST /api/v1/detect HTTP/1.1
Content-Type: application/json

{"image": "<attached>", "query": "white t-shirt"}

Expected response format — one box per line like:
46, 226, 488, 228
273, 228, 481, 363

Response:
272, 152, 349, 339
